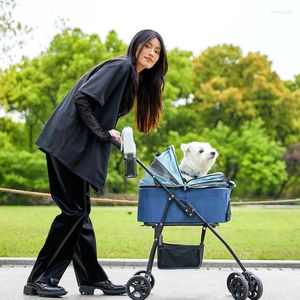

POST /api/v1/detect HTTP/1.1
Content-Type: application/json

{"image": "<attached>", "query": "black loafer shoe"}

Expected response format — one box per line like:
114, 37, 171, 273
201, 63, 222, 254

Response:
23, 282, 67, 297
79, 279, 126, 295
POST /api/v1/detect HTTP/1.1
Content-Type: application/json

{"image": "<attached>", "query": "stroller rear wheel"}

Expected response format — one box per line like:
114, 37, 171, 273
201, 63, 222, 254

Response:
126, 275, 151, 300
134, 270, 155, 288
243, 271, 263, 300
227, 272, 249, 300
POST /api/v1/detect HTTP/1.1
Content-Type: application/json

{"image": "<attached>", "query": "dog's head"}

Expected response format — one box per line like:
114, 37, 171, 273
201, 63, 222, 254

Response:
180, 142, 218, 177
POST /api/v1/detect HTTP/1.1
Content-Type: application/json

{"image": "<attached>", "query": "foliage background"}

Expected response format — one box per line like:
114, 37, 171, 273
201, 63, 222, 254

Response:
0, 3, 300, 203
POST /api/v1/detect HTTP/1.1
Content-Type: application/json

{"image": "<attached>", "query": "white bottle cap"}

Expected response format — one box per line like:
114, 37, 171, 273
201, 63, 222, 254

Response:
121, 126, 136, 154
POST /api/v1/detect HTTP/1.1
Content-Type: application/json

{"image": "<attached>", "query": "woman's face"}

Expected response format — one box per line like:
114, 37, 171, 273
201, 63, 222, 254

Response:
136, 37, 161, 73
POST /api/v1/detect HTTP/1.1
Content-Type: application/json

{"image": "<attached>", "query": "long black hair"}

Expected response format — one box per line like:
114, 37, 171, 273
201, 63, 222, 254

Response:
119, 29, 168, 133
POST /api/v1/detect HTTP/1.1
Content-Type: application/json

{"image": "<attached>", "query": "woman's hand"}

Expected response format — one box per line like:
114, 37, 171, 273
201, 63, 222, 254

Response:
109, 129, 122, 143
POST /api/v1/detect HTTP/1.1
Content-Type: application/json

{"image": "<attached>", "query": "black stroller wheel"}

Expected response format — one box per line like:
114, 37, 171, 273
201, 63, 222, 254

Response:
227, 272, 249, 300
134, 270, 155, 288
243, 271, 263, 300
126, 275, 151, 300
227, 272, 242, 293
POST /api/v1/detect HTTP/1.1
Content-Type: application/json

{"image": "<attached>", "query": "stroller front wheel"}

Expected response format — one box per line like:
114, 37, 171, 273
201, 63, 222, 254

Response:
134, 270, 155, 288
227, 272, 249, 300
227, 272, 243, 293
126, 275, 151, 300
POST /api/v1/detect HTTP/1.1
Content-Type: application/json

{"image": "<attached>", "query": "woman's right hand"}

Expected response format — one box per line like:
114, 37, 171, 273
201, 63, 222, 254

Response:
109, 129, 122, 143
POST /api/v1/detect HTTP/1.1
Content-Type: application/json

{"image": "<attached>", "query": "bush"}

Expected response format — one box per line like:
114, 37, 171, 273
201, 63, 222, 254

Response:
0, 132, 48, 204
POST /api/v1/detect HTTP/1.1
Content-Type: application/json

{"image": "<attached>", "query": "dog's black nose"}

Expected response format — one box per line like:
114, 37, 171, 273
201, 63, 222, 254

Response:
211, 151, 216, 156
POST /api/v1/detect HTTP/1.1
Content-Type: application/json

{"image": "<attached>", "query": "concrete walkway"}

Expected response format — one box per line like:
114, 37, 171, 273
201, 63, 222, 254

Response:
1, 259, 300, 300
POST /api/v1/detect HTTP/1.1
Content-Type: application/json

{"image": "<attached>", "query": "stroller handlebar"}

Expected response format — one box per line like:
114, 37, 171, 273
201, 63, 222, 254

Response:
110, 126, 138, 178
110, 138, 122, 151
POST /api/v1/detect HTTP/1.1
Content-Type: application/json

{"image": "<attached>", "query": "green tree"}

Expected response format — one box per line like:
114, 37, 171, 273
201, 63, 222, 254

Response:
0, 0, 32, 66
0, 59, 54, 151
104, 30, 127, 57
283, 73, 300, 91
0, 28, 128, 151
0, 117, 27, 149
0, 132, 48, 197
279, 143, 300, 197
192, 45, 299, 144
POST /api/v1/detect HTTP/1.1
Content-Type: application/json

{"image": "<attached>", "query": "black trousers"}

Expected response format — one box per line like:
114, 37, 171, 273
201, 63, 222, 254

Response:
27, 153, 108, 286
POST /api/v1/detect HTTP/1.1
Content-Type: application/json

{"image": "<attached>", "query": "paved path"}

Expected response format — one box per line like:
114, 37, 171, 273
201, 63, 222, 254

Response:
1, 264, 299, 300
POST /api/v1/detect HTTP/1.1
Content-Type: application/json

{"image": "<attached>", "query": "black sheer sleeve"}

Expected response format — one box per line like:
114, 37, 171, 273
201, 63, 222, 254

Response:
75, 91, 111, 142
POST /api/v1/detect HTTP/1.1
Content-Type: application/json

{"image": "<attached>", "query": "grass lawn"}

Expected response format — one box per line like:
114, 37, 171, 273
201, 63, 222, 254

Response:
0, 206, 299, 260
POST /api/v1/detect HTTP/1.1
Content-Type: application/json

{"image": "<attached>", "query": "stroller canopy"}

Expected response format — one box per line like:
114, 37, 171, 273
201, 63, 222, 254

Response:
140, 145, 234, 189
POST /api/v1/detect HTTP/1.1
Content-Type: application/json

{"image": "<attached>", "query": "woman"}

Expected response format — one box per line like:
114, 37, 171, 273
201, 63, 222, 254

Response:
23, 29, 168, 297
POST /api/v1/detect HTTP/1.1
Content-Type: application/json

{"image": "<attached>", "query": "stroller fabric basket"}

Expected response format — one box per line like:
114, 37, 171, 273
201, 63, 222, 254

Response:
138, 187, 231, 224
157, 242, 204, 269
137, 145, 233, 225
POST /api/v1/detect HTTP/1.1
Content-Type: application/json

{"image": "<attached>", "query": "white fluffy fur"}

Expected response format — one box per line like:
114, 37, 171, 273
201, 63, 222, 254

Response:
179, 142, 218, 180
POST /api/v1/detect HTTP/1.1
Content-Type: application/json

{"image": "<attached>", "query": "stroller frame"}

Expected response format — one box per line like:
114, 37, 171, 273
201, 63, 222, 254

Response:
124, 155, 263, 300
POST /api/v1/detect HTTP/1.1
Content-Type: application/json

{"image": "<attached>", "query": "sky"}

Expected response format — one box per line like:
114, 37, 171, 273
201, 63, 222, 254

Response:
7, 0, 300, 80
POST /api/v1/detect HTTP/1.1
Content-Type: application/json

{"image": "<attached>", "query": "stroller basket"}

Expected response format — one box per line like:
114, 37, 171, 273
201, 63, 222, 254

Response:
138, 145, 233, 225
138, 186, 231, 224
158, 242, 204, 269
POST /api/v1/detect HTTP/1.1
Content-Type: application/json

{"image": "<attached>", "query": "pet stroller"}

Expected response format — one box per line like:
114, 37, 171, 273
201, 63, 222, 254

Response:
124, 145, 263, 300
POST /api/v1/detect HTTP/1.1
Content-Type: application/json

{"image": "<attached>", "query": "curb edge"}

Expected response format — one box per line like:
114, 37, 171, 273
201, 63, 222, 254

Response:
1, 258, 299, 268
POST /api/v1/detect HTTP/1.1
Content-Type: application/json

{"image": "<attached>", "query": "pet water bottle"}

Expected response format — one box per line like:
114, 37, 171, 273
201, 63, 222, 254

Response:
121, 126, 138, 178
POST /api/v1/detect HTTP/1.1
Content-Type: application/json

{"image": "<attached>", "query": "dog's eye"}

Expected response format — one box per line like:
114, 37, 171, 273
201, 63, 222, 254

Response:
199, 149, 204, 154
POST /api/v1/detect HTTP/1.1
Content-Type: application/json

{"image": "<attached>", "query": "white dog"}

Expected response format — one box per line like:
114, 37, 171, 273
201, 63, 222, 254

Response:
179, 142, 218, 180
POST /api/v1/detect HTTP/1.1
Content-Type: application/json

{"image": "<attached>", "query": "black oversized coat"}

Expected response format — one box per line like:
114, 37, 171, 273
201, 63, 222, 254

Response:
36, 57, 131, 190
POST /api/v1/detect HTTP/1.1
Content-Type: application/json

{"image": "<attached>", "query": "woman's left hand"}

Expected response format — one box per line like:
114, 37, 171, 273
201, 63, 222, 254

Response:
109, 129, 122, 143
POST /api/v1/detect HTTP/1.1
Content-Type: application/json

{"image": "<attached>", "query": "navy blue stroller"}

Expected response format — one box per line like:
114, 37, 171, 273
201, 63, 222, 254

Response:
124, 145, 263, 300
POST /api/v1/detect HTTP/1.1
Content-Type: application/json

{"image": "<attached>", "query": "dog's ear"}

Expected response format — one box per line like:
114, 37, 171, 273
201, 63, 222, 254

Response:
180, 143, 190, 153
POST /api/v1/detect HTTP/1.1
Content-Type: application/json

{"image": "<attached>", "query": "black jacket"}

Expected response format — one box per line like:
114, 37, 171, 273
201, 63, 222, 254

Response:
36, 57, 131, 190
